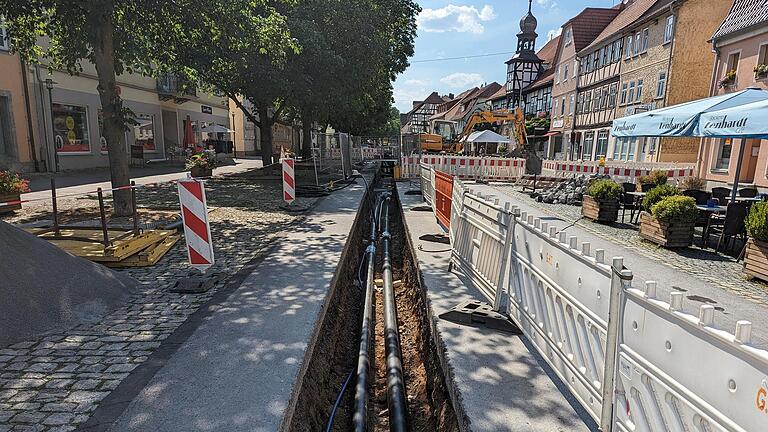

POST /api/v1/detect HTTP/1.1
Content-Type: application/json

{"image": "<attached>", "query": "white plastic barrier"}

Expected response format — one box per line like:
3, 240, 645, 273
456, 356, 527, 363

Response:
506, 211, 625, 425
420, 164, 435, 210
450, 189, 514, 309
614, 284, 768, 432
449, 178, 468, 245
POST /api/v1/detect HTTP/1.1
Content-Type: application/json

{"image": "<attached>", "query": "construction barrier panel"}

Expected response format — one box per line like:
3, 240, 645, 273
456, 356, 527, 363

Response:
449, 179, 468, 245
401, 155, 525, 181
614, 284, 768, 432
506, 209, 624, 425
433, 170, 453, 229
420, 164, 435, 210
540, 160, 696, 183
450, 190, 514, 309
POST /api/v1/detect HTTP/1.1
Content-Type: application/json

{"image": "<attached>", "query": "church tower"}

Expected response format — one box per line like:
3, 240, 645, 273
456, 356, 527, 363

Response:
505, 0, 543, 109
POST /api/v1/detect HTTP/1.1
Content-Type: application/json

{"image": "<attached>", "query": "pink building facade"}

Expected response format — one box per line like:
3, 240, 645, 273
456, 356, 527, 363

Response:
700, 1, 768, 190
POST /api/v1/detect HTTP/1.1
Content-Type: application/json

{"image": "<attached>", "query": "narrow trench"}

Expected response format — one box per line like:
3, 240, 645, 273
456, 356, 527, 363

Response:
287, 172, 459, 431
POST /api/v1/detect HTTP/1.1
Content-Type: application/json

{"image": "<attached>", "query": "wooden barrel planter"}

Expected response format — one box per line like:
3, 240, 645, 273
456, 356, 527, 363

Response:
744, 238, 768, 283
639, 212, 695, 248
581, 195, 619, 223
0, 193, 21, 213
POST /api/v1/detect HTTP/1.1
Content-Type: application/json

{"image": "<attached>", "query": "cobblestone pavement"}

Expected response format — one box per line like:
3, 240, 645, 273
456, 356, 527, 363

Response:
0, 177, 318, 431
489, 184, 768, 305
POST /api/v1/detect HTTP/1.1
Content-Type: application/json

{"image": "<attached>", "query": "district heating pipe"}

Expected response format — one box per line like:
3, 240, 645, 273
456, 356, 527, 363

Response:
381, 194, 408, 431
352, 193, 383, 431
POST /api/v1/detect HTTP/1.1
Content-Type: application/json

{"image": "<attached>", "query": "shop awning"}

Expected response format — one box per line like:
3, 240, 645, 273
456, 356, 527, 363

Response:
699, 98, 768, 138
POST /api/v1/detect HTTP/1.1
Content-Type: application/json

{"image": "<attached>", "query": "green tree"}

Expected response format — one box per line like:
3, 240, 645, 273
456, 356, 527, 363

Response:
0, 0, 291, 212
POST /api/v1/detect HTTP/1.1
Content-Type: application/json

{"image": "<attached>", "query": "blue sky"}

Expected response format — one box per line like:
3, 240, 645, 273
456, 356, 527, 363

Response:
394, 0, 623, 112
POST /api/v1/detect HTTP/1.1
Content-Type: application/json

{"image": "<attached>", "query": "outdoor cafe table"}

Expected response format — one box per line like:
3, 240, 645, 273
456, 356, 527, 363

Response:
697, 204, 728, 247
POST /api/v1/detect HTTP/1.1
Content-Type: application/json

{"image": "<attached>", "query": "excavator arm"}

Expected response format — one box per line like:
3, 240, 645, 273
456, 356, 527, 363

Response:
453, 111, 517, 152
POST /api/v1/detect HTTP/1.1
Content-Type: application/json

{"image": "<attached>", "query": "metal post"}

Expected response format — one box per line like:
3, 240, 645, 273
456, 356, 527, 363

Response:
600, 257, 632, 432
97, 188, 110, 247
50, 178, 60, 236
730, 138, 747, 202
381, 195, 408, 432
131, 181, 139, 236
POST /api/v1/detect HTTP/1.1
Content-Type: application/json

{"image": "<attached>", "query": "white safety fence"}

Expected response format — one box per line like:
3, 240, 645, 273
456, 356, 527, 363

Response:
420, 164, 435, 210
432, 181, 768, 432
615, 285, 768, 432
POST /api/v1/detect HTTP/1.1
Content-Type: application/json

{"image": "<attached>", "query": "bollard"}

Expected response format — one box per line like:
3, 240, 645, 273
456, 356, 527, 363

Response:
50, 178, 60, 236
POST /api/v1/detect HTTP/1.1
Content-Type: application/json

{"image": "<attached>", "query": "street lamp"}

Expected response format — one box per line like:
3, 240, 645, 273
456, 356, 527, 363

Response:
45, 78, 59, 172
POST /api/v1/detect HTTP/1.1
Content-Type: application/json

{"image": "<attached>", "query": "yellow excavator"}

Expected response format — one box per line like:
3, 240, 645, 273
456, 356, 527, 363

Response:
419, 110, 518, 153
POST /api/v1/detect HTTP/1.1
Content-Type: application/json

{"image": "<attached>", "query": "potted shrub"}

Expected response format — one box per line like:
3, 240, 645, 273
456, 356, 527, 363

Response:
679, 176, 706, 191
755, 64, 768, 79
0, 170, 30, 213
744, 201, 768, 282
718, 70, 737, 88
582, 179, 622, 223
637, 170, 667, 191
185, 150, 217, 177
639, 191, 698, 248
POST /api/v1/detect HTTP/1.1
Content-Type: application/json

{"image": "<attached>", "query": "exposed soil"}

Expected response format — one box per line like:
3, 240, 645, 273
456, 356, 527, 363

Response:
286, 174, 458, 432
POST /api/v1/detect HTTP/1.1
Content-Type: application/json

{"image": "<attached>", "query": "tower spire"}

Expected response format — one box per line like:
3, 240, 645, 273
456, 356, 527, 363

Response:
528, 0, 532, 13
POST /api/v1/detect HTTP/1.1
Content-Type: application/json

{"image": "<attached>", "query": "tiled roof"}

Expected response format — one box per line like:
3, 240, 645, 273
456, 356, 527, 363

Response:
445, 83, 501, 122
712, 0, 768, 41
580, 0, 668, 55
524, 69, 555, 92
565, 7, 623, 51
489, 85, 507, 101
536, 35, 561, 64
423, 91, 446, 104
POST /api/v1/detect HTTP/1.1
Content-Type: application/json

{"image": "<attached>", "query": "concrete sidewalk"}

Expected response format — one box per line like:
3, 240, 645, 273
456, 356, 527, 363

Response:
398, 185, 597, 432
472, 183, 768, 349
78, 176, 367, 432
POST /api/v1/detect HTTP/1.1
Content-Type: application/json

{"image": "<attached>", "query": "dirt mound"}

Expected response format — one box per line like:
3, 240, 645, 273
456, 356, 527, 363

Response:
0, 221, 138, 347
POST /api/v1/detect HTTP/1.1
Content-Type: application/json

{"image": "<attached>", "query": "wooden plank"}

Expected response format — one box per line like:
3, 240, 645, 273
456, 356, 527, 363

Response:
105, 234, 180, 268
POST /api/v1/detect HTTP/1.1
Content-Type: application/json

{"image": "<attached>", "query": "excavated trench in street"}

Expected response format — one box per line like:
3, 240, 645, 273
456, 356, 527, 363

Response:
285, 172, 459, 431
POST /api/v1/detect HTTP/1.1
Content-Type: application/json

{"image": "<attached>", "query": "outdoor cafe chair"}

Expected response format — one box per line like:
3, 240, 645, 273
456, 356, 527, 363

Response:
707, 202, 749, 253
711, 187, 731, 205
683, 189, 712, 205
738, 187, 758, 198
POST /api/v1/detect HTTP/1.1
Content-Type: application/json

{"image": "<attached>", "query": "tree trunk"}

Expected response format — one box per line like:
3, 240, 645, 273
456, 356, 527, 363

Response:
258, 105, 274, 165
301, 111, 313, 159
89, 1, 131, 216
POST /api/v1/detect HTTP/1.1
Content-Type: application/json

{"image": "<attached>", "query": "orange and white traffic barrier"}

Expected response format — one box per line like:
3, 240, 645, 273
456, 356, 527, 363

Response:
282, 157, 296, 204
178, 178, 215, 271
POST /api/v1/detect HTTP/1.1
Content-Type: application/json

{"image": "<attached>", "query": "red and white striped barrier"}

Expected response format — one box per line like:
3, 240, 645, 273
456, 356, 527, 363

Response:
178, 179, 215, 271
282, 157, 295, 204
540, 160, 696, 183
401, 155, 525, 182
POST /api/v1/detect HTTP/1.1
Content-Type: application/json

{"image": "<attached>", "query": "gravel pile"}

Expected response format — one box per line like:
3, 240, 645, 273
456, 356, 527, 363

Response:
534, 174, 609, 205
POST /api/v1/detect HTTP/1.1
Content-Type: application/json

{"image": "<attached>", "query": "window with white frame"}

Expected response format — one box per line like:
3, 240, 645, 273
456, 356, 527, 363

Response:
561, 97, 566, 116
593, 50, 600, 69
664, 15, 675, 43
601, 86, 609, 110
625, 36, 633, 59
714, 138, 732, 170
593, 90, 601, 112
757, 44, 768, 75
584, 90, 592, 112
613, 137, 637, 161
553, 98, 558, 115
556, 66, 560, 83
570, 94, 575, 115
563, 64, 569, 81
636, 79, 643, 102
620, 83, 628, 105
583, 132, 595, 160
634, 32, 641, 56
628, 81, 636, 103
727, 51, 741, 74
656, 71, 667, 98
596, 131, 609, 158
641, 28, 649, 52
577, 93, 584, 114
564, 28, 572, 46
608, 83, 618, 108
602, 45, 610, 65
573, 59, 578, 78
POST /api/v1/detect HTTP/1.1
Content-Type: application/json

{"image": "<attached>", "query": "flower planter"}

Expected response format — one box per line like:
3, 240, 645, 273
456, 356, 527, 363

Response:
638, 211, 694, 248
190, 166, 213, 178
744, 238, 768, 283
581, 195, 619, 223
0, 193, 22, 213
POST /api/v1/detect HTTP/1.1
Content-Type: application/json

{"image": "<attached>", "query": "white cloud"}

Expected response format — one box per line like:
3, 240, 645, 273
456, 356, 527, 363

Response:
439, 72, 484, 89
405, 79, 431, 86
546, 27, 562, 42
418, 4, 496, 34
536, 0, 558, 9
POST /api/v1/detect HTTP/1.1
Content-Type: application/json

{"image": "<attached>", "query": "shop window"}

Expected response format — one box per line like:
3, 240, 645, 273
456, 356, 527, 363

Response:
52, 103, 91, 154
133, 113, 157, 152
715, 138, 732, 170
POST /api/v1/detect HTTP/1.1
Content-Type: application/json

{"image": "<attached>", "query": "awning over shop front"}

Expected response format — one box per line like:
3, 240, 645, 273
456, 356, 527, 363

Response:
699, 98, 768, 138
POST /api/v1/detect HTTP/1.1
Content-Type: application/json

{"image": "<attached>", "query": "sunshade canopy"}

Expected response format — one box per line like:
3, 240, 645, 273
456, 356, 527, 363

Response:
611, 88, 768, 138
698, 98, 768, 138
464, 129, 510, 143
